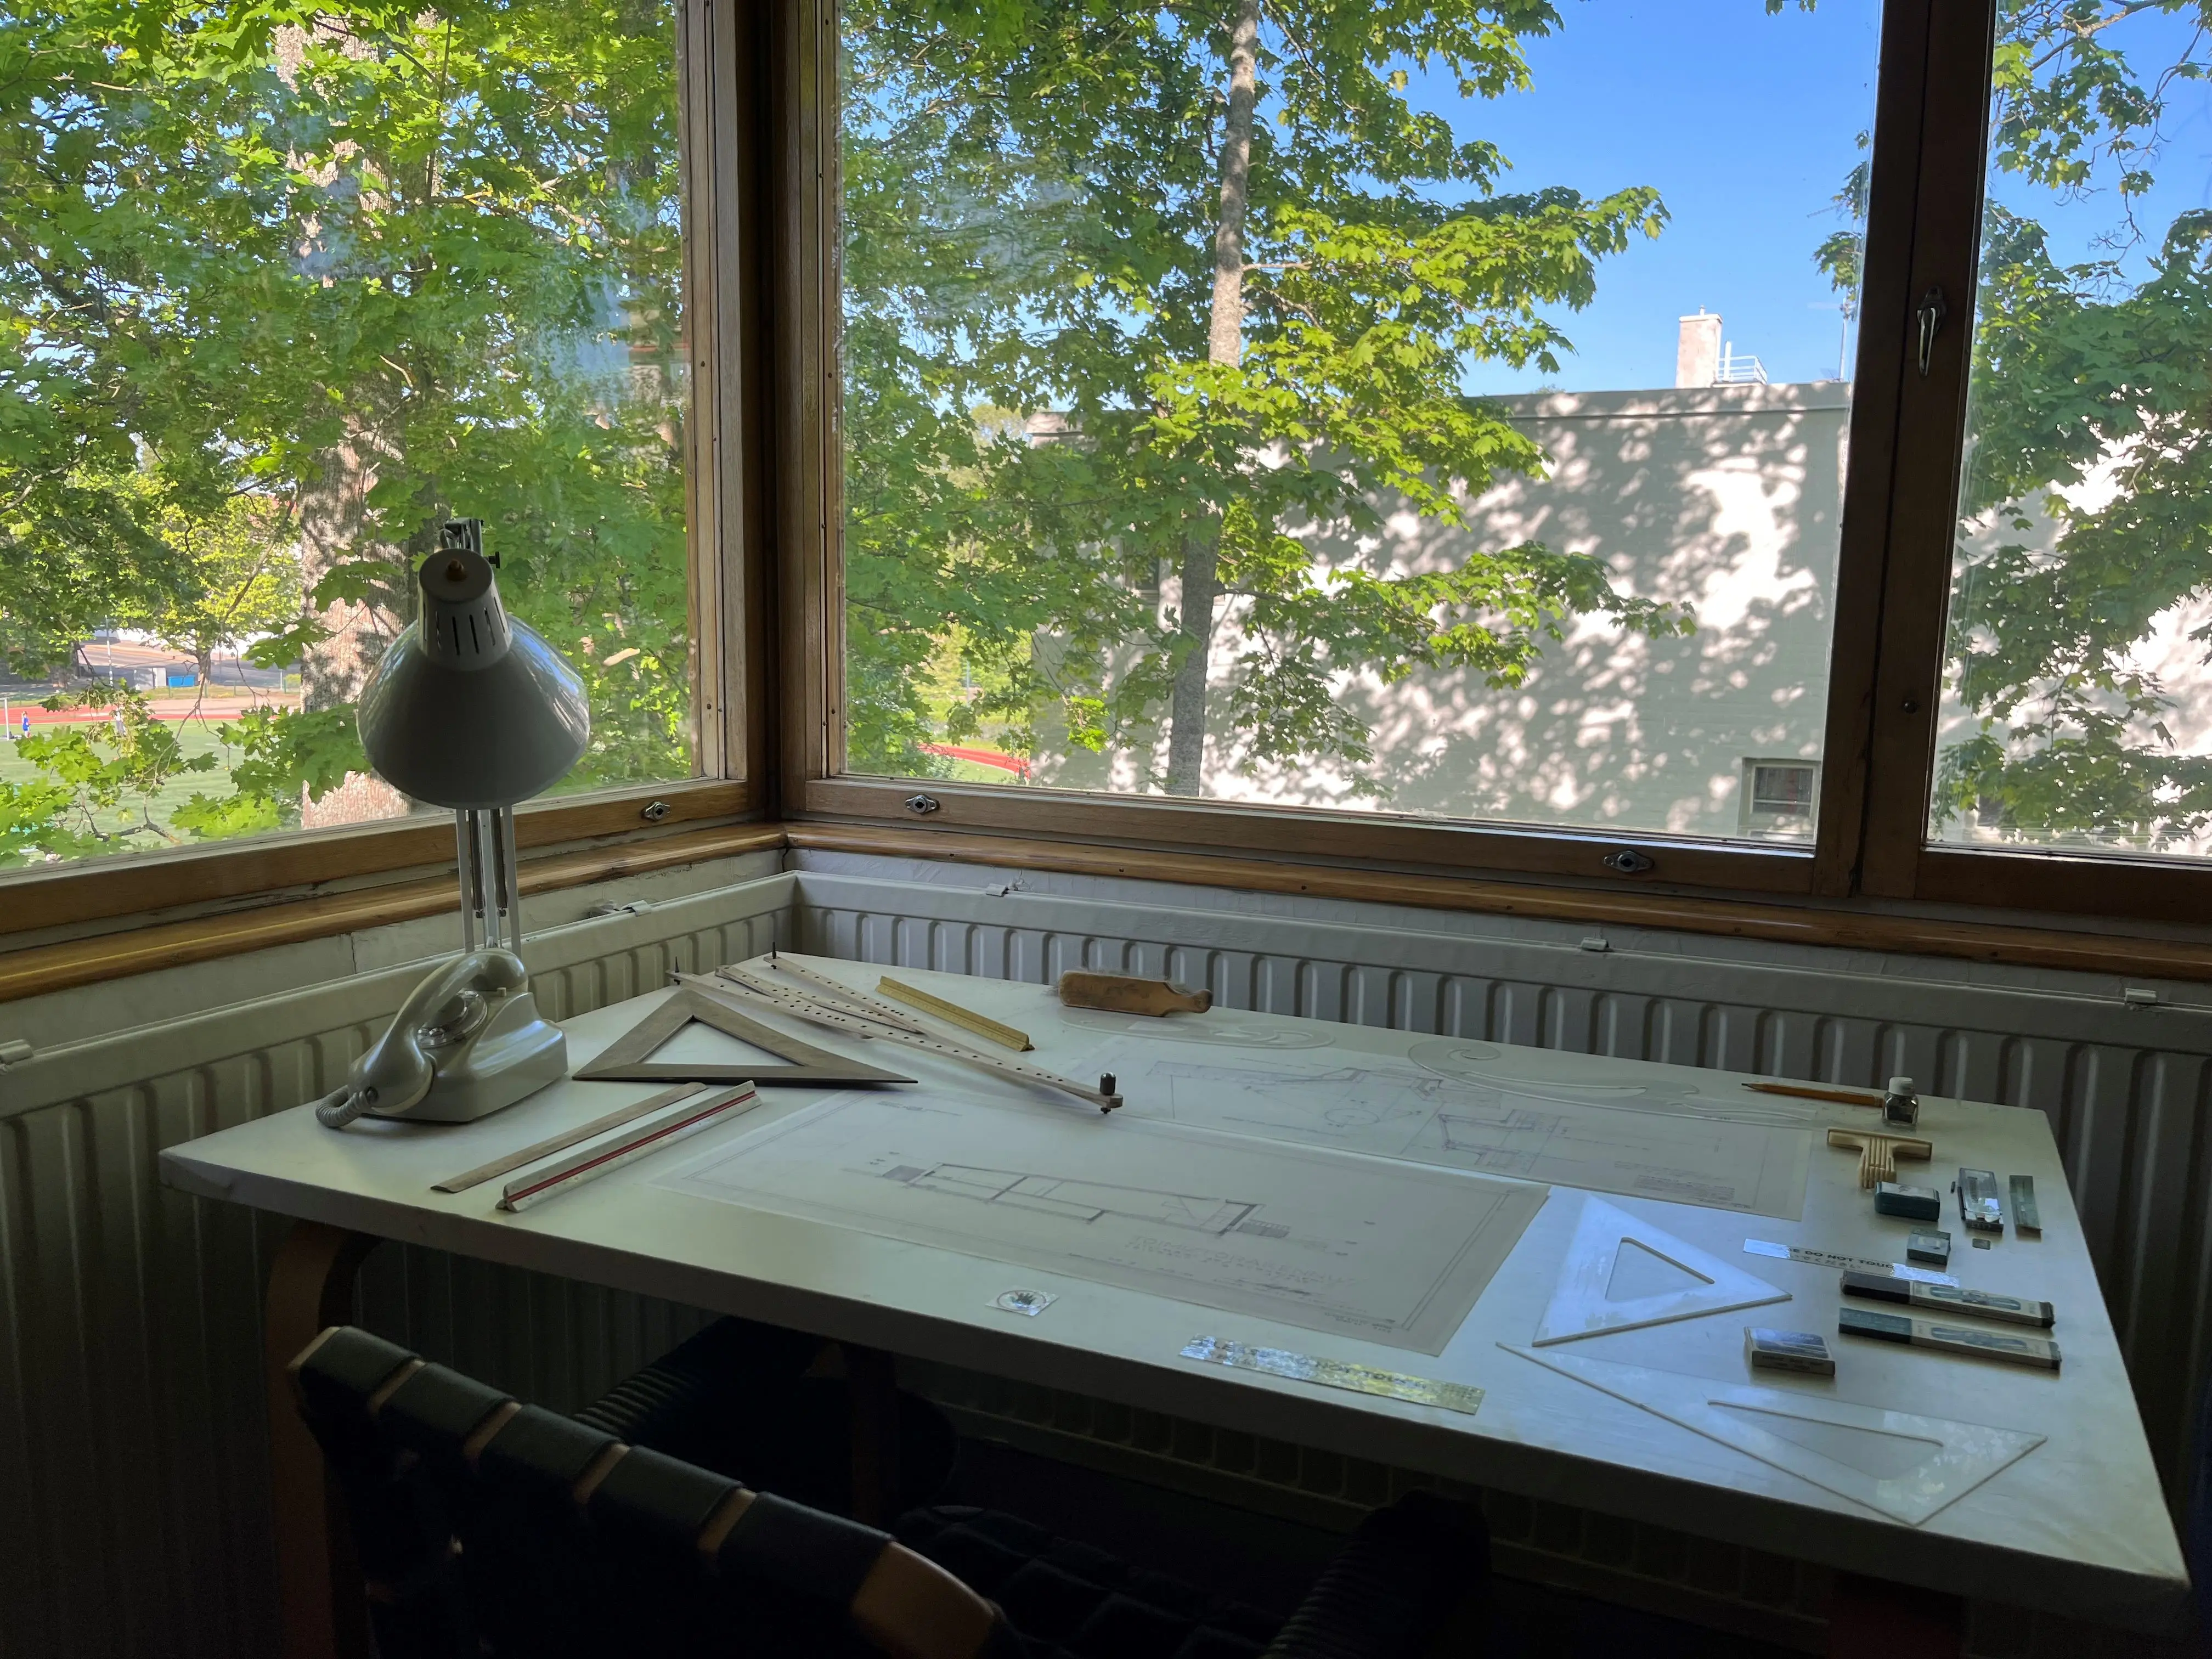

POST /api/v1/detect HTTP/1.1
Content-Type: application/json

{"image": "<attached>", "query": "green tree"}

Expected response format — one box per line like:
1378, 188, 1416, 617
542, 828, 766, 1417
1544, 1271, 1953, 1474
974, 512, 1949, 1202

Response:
0, 0, 695, 864
111, 484, 302, 697
843, 0, 1690, 798
1819, 1, 2212, 849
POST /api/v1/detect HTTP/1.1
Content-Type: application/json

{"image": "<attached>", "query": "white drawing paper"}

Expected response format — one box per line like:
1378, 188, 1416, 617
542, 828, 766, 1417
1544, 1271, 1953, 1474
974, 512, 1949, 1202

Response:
1080, 1037, 1816, 1219
657, 1088, 1547, 1353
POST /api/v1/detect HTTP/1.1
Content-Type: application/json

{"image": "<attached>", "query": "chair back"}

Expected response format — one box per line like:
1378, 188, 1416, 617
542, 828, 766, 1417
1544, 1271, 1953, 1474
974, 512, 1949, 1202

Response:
290, 1325, 1003, 1659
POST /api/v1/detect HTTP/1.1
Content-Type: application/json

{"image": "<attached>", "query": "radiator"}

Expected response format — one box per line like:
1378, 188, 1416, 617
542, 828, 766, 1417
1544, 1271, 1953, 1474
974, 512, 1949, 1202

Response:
0, 874, 792, 1659
2, 851, 2207, 1657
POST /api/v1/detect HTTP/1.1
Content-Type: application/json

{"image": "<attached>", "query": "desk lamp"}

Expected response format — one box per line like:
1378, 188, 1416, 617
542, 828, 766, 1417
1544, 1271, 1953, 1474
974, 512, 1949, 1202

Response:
314, 520, 590, 1130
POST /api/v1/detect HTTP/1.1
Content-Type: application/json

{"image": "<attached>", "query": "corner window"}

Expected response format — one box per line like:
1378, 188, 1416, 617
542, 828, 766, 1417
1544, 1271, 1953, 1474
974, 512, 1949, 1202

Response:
1929, 4, 2212, 861
1, 2, 703, 871
839, 0, 1880, 843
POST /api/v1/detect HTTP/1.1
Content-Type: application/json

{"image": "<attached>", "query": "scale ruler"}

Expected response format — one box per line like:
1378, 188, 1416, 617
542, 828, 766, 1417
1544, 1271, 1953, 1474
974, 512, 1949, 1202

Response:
1744, 1238, 1959, 1287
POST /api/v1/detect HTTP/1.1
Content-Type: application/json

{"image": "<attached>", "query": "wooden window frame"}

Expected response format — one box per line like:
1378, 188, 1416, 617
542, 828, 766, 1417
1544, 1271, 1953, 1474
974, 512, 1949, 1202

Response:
0, 0, 766, 945
776, 0, 2212, 926
14, 0, 2207, 951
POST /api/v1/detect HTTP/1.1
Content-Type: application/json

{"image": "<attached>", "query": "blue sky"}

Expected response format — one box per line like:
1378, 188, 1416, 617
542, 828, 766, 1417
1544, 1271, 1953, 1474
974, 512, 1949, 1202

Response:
1416, 1, 1884, 394
1420, 0, 2212, 396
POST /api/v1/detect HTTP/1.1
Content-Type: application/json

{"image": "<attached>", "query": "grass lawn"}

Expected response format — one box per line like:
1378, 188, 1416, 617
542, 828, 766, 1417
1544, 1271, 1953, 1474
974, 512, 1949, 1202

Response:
1, 719, 247, 858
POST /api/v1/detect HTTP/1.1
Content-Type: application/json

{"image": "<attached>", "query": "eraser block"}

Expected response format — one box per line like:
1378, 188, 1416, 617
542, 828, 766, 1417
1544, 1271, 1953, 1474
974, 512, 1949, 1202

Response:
1906, 1228, 1951, 1265
1874, 1181, 1942, 1221
1745, 1328, 1835, 1375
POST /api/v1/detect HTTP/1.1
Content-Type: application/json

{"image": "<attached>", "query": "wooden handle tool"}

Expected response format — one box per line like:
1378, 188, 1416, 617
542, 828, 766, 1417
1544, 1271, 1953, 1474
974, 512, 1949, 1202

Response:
1057, 970, 1212, 1017
1826, 1127, 1933, 1189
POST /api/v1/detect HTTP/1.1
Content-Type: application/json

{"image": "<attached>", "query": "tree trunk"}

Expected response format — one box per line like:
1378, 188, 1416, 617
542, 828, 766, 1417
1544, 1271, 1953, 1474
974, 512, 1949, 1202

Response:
296, 422, 411, 828
1164, 0, 1260, 797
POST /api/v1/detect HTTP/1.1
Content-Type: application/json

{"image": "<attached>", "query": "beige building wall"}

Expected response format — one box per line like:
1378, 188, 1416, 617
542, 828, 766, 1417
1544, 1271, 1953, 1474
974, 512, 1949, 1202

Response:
1036, 382, 1849, 843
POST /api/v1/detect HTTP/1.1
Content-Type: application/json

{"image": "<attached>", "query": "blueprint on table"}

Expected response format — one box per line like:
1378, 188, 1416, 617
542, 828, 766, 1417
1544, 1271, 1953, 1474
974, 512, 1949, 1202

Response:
1080, 1035, 1814, 1220
657, 1088, 1547, 1353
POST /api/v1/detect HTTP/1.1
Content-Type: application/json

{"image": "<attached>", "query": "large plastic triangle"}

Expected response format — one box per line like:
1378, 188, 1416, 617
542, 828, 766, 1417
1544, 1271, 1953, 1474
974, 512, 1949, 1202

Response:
1502, 1345, 2044, 1525
574, 988, 913, 1087
1532, 1197, 1787, 1345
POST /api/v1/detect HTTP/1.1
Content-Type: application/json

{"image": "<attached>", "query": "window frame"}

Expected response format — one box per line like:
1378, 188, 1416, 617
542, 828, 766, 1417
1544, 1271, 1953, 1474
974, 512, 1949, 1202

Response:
0, 0, 761, 945
782, 0, 1902, 904
1844, 1, 2212, 922
785, 0, 2212, 926
13, 0, 2209, 949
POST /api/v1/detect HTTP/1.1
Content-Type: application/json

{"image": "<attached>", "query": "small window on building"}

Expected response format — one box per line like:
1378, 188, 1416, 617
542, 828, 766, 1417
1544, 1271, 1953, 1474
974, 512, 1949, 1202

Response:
1741, 760, 1818, 837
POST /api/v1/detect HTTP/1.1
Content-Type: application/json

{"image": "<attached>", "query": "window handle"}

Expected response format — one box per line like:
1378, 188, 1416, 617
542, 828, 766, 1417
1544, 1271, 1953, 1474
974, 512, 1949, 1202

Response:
1916, 287, 1948, 377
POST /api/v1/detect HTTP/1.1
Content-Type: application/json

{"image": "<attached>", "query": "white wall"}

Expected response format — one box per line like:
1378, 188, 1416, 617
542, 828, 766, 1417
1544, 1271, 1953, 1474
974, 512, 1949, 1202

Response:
1036, 383, 1849, 841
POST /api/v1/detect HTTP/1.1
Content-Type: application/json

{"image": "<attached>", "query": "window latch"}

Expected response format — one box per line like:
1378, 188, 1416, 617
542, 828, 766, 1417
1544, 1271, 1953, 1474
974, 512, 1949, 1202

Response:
1916, 287, 1947, 377
904, 793, 942, 815
1601, 849, 1655, 875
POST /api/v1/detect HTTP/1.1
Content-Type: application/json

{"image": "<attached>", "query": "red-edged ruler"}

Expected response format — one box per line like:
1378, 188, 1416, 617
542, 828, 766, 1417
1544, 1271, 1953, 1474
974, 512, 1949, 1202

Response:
498, 1084, 760, 1212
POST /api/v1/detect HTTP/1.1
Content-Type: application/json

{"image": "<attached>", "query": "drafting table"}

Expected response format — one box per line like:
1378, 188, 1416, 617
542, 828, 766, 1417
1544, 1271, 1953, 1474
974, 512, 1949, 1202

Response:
159, 955, 2187, 1657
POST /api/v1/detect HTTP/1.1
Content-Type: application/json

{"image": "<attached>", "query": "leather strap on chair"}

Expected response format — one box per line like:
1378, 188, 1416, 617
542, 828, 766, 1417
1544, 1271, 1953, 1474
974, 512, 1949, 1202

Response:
475, 1404, 619, 1498
379, 1363, 514, 1468
716, 1490, 890, 1603
291, 1326, 417, 1425
589, 1444, 740, 1550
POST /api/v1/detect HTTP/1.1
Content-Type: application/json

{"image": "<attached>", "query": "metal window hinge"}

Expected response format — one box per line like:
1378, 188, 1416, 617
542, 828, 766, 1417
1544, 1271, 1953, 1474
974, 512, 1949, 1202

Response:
1916, 287, 1948, 376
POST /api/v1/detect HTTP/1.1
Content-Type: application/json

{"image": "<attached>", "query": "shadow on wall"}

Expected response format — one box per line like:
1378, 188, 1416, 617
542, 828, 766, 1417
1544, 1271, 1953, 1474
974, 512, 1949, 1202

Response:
1037, 382, 1848, 840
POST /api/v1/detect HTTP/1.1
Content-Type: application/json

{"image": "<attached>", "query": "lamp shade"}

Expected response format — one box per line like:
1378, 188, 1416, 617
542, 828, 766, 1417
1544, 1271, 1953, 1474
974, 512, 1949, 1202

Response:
357, 545, 591, 809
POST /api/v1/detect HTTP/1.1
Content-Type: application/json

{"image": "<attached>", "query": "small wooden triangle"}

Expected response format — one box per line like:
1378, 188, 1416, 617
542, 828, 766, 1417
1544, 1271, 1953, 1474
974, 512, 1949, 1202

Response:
574, 989, 915, 1086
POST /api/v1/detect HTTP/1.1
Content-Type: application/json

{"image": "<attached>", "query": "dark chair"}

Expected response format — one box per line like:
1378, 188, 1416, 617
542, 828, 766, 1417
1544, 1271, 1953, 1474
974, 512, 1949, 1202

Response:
289, 1321, 1491, 1659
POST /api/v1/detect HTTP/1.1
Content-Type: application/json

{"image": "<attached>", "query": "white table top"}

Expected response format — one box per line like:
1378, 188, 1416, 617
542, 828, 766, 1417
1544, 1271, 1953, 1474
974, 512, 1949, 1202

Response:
159, 956, 2187, 1629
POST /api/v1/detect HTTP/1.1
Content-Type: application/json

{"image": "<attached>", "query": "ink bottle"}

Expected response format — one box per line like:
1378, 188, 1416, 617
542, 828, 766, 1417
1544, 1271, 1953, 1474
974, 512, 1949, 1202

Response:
1882, 1075, 1918, 1128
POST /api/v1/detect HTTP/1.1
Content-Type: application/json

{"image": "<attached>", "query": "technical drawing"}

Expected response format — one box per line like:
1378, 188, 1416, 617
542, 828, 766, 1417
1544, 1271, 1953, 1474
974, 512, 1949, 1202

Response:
879, 1163, 1259, 1234
658, 1088, 1547, 1353
1086, 1040, 1815, 1220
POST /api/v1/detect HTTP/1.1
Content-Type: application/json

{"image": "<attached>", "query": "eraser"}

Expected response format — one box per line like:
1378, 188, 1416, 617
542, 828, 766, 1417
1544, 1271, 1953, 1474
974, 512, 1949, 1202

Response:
1745, 1328, 1836, 1375
1906, 1228, 1951, 1266
1874, 1181, 1942, 1221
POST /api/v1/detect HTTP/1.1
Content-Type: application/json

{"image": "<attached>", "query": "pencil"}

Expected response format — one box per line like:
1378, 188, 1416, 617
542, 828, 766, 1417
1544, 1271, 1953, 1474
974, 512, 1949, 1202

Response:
1741, 1080, 1884, 1108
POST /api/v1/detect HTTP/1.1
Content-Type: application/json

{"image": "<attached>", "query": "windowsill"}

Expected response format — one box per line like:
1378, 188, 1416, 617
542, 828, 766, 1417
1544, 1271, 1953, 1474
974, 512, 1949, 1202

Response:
5, 816, 2208, 1010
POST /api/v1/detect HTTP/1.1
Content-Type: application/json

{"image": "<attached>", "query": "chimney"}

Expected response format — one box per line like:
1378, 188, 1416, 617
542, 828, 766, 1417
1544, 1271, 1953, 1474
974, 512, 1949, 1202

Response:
1677, 309, 1722, 388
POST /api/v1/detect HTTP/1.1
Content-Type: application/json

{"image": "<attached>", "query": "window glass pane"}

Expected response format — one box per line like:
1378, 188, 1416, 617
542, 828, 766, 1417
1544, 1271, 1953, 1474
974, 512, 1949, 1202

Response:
1932, 4, 2212, 859
2, 1, 696, 871
841, 0, 1880, 841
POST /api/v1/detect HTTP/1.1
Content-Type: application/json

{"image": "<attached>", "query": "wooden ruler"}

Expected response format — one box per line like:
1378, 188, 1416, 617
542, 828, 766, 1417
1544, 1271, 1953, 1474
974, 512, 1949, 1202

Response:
681, 970, 1122, 1113
721, 962, 919, 1035
757, 955, 932, 1033
877, 975, 1033, 1051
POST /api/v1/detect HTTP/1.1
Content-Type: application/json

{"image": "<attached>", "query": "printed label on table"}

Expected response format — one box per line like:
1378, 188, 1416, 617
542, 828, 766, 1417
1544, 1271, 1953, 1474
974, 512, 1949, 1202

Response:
1743, 1238, 1959, 1286
992, 1288, 1057, 1317
1180, 1336, 1483, 1416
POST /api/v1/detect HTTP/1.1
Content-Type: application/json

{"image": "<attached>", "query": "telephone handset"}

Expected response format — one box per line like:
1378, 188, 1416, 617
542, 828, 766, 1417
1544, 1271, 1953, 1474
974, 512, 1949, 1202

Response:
314, 949, 567, 1128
